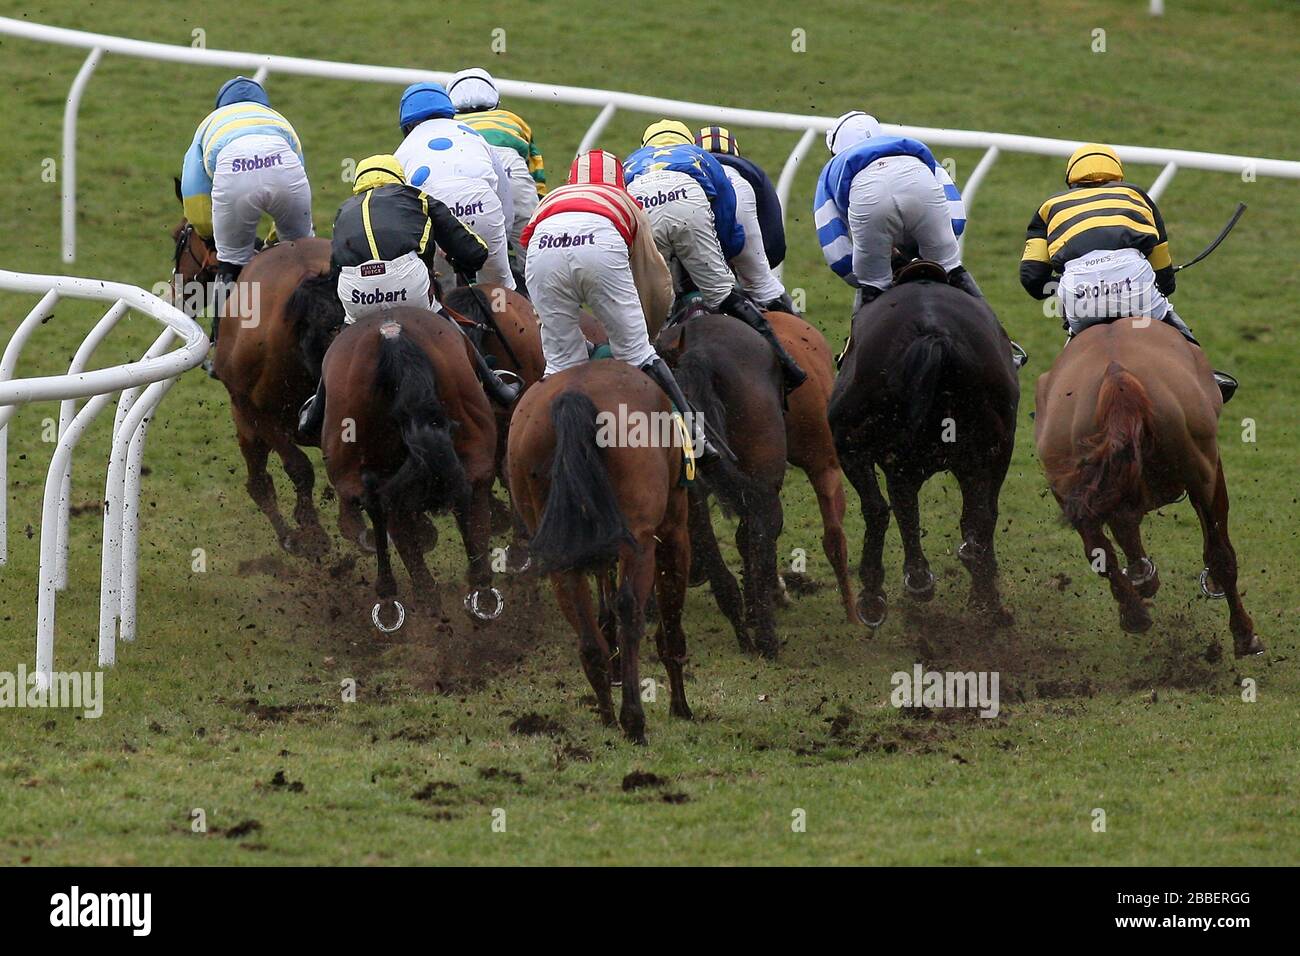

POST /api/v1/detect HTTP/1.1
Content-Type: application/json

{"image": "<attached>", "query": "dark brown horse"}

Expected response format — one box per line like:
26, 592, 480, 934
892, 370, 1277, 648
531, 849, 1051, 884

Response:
656, 315, 787, 657
1034, 317, 1262, 656
320, 307, 500, 628
829, 276, 1020, 628
507, 361, 692, 743
767, 309, 858, 622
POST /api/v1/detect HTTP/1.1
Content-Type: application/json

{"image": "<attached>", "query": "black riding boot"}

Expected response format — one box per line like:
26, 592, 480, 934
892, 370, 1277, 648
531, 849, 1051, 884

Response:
946, 265, 984, 299
639, 358, 726, 463
209, 261, 243, 347
437, 308, 521, 407
854, 284, 886, 311
762, 291, 801, 316
297, 377, 326, 444
718, 290, 807, 391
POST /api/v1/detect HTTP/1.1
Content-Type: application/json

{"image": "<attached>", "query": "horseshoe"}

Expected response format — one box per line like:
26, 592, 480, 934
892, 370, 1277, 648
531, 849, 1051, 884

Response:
1199, 568, 1226, 600
372, 599, 406, 633
1123, 556, 1157, 588
903, 567, 936, 596
464, 587, 505, 621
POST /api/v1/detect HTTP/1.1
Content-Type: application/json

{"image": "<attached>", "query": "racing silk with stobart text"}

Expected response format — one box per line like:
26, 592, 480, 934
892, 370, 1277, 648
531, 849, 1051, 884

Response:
623, 143, 744, 260
813, 136, 966, 281
458, 107, 547, 196
180, 101, 305, 238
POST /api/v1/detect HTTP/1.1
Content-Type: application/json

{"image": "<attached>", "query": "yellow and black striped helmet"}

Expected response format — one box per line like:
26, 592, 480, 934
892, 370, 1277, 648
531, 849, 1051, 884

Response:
696, 125, 740, 156
1066, 143, 1124, 186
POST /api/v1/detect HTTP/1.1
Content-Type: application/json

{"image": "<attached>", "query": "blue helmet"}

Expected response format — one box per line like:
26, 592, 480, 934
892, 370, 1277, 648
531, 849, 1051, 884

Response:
399, 82, 455, 133
215, 76, 270, 109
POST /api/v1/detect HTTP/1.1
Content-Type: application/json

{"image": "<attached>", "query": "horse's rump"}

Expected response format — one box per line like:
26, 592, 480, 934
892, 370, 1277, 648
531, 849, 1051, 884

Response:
284, 267, 345, 376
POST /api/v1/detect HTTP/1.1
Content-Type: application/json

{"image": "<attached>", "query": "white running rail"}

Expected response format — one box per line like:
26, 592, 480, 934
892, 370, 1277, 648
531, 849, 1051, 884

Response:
2, 17, 1298, 264
0, 270, 207, 688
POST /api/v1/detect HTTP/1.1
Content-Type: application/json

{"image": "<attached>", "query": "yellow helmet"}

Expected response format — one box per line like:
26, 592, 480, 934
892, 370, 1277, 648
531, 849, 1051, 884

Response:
641, 119, 693, 148
353, 154, 406, 194
696, 125, 740, 156
1066, 143, 1124, 186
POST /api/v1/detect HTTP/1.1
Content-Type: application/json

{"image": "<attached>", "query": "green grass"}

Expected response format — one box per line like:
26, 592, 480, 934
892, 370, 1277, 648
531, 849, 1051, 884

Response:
1, 0, 1297, 865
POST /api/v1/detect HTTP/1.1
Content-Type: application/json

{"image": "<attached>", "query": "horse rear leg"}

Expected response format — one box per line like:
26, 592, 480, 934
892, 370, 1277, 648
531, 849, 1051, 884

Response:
653, 495, 693, 719
615, 539, 656, 744
234, 414, 292, 549
389, 508, 442, 617
1107, 513, 1160, 598
266, 429, 328, 556
454, 478, 500, 620
841, 451, 890, 627
1191, 461, 1262, 656
953, 465, 1012, 623
739, 492, 783, 659
886, 472, 935, 602
687, 486, 750, 650
1078, 520, 1151, 634
365, 501, 403, 631
554, 571, 616, 726
807, 464, 857, 623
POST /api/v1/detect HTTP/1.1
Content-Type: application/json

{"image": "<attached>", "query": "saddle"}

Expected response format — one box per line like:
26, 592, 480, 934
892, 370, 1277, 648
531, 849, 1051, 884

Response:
893, 258, 948, 285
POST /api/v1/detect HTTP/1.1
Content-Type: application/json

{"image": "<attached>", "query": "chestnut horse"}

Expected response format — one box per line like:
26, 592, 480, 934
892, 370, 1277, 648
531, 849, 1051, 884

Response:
830, 276, 1020, 628
507, 361, 691, 743
1034, 318, 1263, 656
656, 315, 787, 657
320, 308, 499, 628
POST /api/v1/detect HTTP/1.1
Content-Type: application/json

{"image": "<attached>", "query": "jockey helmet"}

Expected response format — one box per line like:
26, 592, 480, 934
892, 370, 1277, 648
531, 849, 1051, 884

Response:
448, 68, 500, 112
353, 154, 407, 194
215, 76, 270, 109
568, 149, 624, 188
641, 120, 693, 148
826, 111, 883, 155
696, 126, 740, 156
398, 82, 456, 133
1066, 143, 1124, 186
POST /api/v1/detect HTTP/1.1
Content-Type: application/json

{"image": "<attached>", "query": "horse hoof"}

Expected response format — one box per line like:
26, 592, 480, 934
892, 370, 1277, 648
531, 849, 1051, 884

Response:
903, 568, 936, 602
1120, 606, 1152, 634
1123, 557, 1159, 598
371, 599, 405, 633
1235, 634, 1265, 657
774, 574, 793, 609
505, 546, 532, 574
358, 528, 376, 554
280, 534, 296, 554
464, 587, 504, 621
856, 593, 887, 630
1200, 568, 1226, 600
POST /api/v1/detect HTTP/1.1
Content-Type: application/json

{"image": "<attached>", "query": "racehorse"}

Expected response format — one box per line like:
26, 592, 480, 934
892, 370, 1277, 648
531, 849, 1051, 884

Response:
829, 272, 1020, 628
507, 361, 692, 743
1034, 318, 1263, 656
766, 309, 858, 623
656, 315, 787, 657
320, 308, 500, 629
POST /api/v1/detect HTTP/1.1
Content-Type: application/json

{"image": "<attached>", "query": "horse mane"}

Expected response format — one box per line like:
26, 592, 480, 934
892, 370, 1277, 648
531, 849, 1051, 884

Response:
1060, 362, 1154, 526
285, 267, 345, 377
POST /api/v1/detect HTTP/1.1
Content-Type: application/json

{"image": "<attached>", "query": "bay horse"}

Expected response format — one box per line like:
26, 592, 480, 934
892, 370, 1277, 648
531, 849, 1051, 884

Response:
829, 275, 1020, 628
766, 309, 858, 623
1034, 317, 1263, 656
507, 361, 692, 743
320, 307, 500, 628
656, 315, 787, 657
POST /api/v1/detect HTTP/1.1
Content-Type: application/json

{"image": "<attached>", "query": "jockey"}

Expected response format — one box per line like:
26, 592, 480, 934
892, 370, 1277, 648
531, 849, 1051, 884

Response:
521, 148, 719, 460
447, 68, 546, 265
694, 126, 796, 314
393, 82, 516, 290
180, 76, 314, 310
624, 120, 806, 390
1021, 143, 1236, 401
814, 111, 978, 308
297, 154, 518, 442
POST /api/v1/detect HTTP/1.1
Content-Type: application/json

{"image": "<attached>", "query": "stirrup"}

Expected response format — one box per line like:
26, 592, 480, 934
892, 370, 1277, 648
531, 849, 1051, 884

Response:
1010, 341, 1029, 370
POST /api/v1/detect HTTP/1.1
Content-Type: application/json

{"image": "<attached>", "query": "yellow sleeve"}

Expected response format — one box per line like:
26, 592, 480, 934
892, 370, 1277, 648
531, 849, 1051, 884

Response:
182, 194, 214, 240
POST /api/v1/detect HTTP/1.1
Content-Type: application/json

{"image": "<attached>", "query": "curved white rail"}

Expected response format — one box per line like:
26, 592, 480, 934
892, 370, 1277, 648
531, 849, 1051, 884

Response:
0, 269, 207, 688
1, 16, 1296, 263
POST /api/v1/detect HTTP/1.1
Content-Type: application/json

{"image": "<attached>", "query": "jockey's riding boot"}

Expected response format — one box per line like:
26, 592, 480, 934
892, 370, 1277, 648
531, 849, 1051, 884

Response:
436, 307, 521, 407
718, 290, 808, 392
297, 377, 326, 444
210, 261, 243, 348
639, 357, 728, 464
946, 266, 984, 299
854, 285, 886, 311
762, 291, 801, 316
1010, 341, 1029, 370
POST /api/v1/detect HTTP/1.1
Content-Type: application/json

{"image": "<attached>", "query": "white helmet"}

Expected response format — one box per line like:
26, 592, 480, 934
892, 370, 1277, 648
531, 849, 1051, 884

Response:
447, 67, 500, 112
826, 111, 883, 155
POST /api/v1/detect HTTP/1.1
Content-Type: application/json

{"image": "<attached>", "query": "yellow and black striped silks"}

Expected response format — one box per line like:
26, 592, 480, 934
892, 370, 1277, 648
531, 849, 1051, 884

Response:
1019, 181, 1174, 300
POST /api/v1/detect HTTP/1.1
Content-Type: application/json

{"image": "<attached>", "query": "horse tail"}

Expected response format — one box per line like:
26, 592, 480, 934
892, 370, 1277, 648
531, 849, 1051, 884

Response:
888, 329, 961, 434
673, 353, 757, 518
373, 329, 470, 515
285, 267, 345, 375
1061, 362, 1154, 526
529, 391, 633, 573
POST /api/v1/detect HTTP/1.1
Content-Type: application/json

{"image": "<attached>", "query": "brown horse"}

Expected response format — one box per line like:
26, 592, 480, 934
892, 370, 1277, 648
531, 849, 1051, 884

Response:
656, 315, 787, 657
767, 309, 858, 622
507, 361, 692, 743
1034, 318, 1263, 656
320, 307, 499, 627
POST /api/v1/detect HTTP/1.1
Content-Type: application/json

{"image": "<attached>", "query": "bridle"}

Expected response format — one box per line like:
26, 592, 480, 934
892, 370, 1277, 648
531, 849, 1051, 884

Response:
173, 223, 214, 280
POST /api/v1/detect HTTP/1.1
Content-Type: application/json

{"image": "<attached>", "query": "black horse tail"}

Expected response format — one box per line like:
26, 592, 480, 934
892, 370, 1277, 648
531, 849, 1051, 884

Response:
888, 328, 968, 434
373, 330, 470, 515
673, 353, 759, 519
285, 267, 345, 376
530, 391, 633, 573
